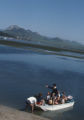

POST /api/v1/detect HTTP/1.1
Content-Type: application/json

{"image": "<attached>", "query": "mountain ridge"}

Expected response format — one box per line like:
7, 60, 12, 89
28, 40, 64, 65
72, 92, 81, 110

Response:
0, 25, 84, 52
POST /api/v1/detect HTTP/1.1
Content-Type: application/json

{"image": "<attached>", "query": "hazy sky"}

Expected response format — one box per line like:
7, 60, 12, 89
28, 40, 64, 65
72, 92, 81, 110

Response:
0, 0, 84, 44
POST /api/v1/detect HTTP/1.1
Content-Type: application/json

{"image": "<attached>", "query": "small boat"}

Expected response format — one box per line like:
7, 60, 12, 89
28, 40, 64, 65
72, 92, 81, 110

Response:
26, 94, 74, 112
36, 100, 74, 111
35, 100, 74, 111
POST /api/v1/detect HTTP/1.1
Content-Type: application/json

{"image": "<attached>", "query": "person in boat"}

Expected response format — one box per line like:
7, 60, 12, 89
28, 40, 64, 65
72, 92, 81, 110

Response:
46, 83, 58, 96
52, 93, 56, 105
57, 91, 61, 98
46, 92, 53, 105
46, 91, 51, 103
56, 91, 61, 104
62, 92, 68, 100
48, 97, 53, 105
37, 93, 45, 105
26, 97, 37, 113
48, 93, 56, 105
52, 91, 61, 105
61, 92, 68, 104
61, 97, 65, 104
54, 97, 59, 105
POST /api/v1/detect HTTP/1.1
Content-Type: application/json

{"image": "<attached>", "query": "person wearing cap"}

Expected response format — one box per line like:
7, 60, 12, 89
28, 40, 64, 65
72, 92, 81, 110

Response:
46, 83, 58, 96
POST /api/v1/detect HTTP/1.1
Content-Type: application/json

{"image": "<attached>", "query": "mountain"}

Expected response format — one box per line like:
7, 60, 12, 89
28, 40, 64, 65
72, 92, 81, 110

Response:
6, 25, 22, 30
0, 25, 84, 52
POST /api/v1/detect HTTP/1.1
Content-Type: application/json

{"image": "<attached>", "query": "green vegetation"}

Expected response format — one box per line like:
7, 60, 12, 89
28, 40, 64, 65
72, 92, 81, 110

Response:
0, 25, 84, 53
0, 39, 84, 59
0, 39, 84, 54
0, 31, 15, 38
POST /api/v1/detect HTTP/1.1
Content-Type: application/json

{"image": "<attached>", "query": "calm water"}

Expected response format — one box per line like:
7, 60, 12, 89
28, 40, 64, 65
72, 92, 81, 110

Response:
0, 45, 84, 120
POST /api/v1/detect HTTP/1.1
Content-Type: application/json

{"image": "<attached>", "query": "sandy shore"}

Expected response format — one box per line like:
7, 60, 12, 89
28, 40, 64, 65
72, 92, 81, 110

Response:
0, 105, 50, 120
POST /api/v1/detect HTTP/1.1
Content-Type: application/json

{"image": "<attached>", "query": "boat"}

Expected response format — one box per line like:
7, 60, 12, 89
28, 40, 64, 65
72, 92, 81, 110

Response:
35, 100, 74, 111
26, 94, 74, 112
35, 95, 74, 111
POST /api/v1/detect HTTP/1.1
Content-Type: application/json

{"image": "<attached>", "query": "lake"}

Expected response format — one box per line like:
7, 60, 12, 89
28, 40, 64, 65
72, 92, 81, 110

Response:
0, 45, 84, 120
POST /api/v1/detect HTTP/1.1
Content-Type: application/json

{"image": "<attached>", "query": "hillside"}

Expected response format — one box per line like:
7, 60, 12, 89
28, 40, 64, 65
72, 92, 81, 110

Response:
0, 25, 84, 52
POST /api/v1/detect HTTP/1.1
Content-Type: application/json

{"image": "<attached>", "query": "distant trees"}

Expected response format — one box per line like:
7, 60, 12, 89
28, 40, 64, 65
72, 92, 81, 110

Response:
0, 31, 15, 38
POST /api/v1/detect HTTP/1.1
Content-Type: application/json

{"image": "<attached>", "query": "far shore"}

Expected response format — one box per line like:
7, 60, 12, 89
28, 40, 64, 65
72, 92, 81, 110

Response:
0, 39, 84, 59
0, 105, 50, 120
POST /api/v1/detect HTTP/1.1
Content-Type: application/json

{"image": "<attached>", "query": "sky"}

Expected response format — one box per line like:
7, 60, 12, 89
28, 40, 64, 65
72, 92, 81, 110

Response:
0, 0, 84, 44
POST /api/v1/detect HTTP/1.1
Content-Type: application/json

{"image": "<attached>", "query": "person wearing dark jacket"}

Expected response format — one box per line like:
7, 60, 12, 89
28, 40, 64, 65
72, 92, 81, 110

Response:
46, 83, 58, 96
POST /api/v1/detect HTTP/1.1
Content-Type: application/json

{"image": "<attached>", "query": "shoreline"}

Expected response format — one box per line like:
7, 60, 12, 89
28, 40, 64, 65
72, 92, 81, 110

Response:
0, 39, 84, 59
0, 105, 50, 120
0, 39, 84, 54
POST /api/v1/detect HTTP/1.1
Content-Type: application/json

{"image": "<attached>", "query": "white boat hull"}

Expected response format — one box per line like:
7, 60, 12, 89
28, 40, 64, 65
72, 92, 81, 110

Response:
36, 101, 74, 111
